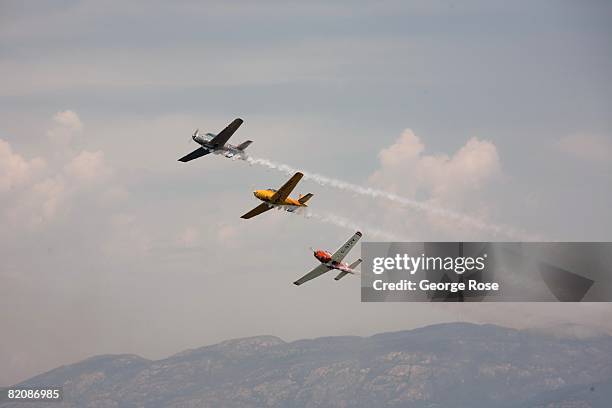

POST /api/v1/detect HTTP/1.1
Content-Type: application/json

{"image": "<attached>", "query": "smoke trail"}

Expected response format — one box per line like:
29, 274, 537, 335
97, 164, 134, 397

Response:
304, 210, 407, 241
269, 206, 403, 240
244, 156, 537, 240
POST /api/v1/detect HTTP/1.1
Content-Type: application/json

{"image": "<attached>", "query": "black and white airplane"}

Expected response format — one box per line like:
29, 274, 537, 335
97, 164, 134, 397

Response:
178, 118, 252, 162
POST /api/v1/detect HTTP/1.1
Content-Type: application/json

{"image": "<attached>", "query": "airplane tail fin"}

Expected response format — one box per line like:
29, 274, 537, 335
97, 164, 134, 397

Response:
349, 258, 362, 270
298, 193, 313, 205
236, 140, 253, 151
335, 259, 362, 281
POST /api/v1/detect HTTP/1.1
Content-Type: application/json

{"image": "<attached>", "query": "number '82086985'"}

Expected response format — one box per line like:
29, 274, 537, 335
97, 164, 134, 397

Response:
2, 387, 62, 401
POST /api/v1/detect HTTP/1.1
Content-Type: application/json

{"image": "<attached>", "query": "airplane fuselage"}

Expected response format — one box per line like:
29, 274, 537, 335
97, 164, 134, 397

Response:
313, 249, 353, 272
194, 133, 247, 159
253, 189, 306, 207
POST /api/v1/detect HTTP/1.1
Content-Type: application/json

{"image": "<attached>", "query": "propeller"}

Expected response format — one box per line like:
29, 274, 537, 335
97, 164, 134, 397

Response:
189, 129, 199, 143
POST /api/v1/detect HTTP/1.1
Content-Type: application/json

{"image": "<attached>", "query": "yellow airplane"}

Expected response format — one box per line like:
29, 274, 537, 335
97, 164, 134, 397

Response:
241, 172, 313, 219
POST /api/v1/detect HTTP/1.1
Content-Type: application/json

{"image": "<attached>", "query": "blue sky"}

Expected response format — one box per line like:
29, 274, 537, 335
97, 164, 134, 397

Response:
1, 0, 611, 385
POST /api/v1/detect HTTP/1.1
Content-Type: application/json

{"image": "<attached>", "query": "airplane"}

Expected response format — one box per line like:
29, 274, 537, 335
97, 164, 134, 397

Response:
178, 118, 252, 162
241, 172, 313, 219
294, 231, 363, 285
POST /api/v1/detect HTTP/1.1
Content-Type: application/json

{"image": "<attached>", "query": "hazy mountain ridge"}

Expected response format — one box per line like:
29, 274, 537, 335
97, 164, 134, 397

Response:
3, 323, 611, 408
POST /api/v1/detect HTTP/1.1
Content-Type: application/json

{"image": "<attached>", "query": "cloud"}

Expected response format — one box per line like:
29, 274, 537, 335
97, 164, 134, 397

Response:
557, 134, 612, 163
30, 176, 66, 221
365, 129, 507, 239
0, 139, 45, 193
65, 150, 112, 184
47, 110, 83, 144
1, 111, 115, 227
370, 129, 501, 203
0, 139, 62, 227
53, 110, 83, 131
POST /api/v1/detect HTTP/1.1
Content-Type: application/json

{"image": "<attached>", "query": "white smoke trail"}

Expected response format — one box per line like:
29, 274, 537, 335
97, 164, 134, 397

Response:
304, 210, 407, 241
244, 155, 537, 240
272, 206, 403, 240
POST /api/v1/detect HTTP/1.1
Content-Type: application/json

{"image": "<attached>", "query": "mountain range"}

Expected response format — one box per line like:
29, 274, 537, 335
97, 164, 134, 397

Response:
3, 323, 611, 407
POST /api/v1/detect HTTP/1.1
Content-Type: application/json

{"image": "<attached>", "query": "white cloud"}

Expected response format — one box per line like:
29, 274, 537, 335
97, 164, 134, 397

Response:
3, 174, 67, 228
370, 129, 501, 202
53, 110, 83, 131
2, 111, 115, 227
366, 129, 506, 239
557, 134, 612, 163
47, 110, 83, 144
64, 150, 112, 184
0, 139, 45, 193
30, 176, 66, 221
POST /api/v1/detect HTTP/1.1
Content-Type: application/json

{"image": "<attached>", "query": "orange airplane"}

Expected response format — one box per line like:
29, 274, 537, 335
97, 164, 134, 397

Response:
294, 231, 363, 285
241, 172, 313, 219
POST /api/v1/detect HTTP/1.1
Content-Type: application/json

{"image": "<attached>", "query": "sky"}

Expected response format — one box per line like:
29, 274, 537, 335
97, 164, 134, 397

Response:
1, 0, 612, 386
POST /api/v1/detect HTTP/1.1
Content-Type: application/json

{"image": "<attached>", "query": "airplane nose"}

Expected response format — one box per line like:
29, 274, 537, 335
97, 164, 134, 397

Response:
253, 191, 258, 198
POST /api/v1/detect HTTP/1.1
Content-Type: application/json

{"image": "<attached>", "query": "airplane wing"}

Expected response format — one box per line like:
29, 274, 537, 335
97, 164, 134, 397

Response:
270, 172, 303, 203
334, 271, 350, 281
240, 203, 272, 219
210, 118, 244, 148
331, 231, 362, 262
294, 264, 332, 286
178, 147, 210, 162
